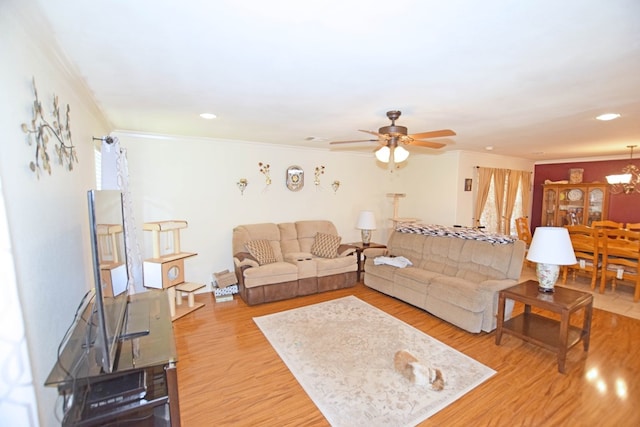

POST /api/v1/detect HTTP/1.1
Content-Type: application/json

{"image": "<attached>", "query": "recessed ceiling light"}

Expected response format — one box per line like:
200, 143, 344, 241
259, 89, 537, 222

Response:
596, 113, 621, 121
305, 136, 327, 142
199, 113, 217, 120
485, 146, 493, 151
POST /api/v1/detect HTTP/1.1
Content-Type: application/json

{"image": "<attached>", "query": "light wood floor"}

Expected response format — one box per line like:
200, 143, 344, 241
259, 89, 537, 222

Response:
173, 281, 640, 426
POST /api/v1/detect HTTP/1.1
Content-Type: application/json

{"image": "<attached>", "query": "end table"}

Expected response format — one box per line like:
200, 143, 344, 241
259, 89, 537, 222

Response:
495, 280, 593, 373
345, 242, 386, 282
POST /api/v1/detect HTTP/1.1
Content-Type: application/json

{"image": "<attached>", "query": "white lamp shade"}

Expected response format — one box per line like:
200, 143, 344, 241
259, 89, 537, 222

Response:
526, 227, 577, 265
356, 210, 377, 230
374, 146, 410, 163
375, 146, 390, 162
394, 146, 410, 162
606, 173, 632, 184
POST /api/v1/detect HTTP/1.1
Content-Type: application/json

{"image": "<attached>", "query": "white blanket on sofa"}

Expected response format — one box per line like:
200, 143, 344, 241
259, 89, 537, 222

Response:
373, 256, 413, 268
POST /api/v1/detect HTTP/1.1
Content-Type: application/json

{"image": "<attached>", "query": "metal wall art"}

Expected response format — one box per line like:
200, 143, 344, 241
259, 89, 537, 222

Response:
258, 162, 271, 185
314, 165, 325, 186
237, 178, 248, 195
21, 77, 77, 178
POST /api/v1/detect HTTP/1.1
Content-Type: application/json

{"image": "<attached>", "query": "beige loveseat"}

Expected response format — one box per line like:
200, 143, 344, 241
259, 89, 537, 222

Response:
233, 220, 357, 305
363, 225, 525, 333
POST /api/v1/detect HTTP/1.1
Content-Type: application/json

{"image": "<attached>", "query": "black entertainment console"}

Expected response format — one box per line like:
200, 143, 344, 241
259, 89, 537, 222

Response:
46, 291, 181, 426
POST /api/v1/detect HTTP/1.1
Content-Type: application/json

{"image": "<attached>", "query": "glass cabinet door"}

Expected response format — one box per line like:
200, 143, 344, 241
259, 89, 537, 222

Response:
586, 188, 604, 225
558, 187, 584, 226
542, 188, 557, 226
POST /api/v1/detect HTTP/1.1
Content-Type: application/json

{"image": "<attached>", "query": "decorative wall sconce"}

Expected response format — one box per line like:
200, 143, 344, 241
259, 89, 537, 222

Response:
314, 165, 325, 186
606, 145, 640, 194
259, 162, 271, 185
21, 77, 78, 178
332, 180, 340, 194
237, 178, 248, 195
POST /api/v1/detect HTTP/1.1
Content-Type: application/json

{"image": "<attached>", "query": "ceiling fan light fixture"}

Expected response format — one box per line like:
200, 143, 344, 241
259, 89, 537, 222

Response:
375, 146, 390, 162
394, 146, 410, 162
375, 146, 410, 163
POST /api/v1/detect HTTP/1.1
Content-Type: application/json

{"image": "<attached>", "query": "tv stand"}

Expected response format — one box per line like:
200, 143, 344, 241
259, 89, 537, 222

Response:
46, 291, 180, 426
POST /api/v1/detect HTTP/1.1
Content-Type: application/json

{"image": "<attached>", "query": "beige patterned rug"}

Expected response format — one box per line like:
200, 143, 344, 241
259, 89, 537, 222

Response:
254, 296, 495, 426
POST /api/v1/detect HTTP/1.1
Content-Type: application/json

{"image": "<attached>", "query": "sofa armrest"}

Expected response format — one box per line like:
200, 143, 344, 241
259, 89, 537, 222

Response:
234, 252, 259, 269
363, 247, 388, 258
338, 244, 356, 257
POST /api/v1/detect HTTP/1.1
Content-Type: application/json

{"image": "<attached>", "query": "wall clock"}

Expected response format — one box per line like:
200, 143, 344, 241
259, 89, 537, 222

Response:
286, 165, 304, 191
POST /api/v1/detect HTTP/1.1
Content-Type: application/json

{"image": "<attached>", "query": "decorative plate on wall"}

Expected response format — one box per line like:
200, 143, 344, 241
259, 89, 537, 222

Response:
286, 165, 304, 191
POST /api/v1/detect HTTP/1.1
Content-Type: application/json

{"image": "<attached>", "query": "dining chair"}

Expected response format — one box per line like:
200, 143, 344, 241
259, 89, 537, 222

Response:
515, 217, 533, 266
591, 220, 624, 231
599, 228, 640, 302
625, 223, 640, 239
562, 225, 600, 289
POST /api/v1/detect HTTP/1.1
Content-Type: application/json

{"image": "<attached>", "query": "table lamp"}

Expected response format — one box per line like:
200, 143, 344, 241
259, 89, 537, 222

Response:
356, 210, 377, 246
526, 227, 577, 293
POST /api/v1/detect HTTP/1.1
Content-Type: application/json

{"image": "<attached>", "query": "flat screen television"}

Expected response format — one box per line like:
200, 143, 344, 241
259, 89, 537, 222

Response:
87, 189, 130, 373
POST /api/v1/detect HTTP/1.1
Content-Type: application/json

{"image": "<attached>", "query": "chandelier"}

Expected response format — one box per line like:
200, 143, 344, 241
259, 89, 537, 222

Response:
606, 145, 640, 194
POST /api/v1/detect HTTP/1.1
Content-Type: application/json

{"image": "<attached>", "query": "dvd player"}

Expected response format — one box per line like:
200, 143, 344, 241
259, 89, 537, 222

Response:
86, 371, 147, 412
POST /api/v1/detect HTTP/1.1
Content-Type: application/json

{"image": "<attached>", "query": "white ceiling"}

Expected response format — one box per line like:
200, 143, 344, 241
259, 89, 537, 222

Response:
31, 0, 640, 161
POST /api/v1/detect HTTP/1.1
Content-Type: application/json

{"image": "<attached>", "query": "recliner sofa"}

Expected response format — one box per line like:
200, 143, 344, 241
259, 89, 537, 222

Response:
363, 225, 525, 333
233, 220, 357, 305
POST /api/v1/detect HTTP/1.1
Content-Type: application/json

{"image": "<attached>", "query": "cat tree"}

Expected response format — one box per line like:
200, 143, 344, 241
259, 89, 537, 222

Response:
386, 193, 418, 227
142, 220, 205, 320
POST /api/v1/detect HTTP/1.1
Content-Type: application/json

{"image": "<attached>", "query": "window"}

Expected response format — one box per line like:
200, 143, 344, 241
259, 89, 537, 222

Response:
476, 168, 530, 236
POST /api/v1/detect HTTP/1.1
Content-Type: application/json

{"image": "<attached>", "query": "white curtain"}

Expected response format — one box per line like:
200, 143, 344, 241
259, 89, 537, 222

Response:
101, 137, 143, 293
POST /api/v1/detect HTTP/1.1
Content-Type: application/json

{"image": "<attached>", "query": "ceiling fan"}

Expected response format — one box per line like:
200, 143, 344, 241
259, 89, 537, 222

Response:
330, 110, 455, 167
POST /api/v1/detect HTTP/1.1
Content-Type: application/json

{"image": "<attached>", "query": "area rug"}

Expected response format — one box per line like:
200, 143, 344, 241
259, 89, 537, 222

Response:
253, 296, 495, 427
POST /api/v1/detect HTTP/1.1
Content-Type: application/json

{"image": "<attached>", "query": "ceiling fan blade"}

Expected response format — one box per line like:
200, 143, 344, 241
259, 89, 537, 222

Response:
407, 140, 446, 149
359, 129, 385, 138
330, 139, 378, 145
408, 129, 456, 139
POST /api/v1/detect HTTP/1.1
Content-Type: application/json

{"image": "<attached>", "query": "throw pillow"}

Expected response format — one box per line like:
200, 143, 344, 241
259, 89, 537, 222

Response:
245, 239, 277, 265
311, 232, 341, 258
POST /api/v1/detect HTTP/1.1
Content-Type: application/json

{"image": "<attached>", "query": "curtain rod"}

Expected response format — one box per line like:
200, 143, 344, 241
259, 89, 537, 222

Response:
93, 136, 114, 144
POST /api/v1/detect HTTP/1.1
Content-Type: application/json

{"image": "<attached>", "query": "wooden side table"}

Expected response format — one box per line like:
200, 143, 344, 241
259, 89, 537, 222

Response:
495, 280, 593, 374
345, 242, 386, 282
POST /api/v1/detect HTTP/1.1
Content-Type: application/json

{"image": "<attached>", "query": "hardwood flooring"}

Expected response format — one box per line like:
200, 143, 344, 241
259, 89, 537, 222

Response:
173, 282, 640, 426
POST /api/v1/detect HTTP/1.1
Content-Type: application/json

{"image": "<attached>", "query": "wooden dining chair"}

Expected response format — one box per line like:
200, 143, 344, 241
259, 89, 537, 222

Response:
562, 225, 600, 289
599, 228, 640, 302
515, 217, 533, 266
591, 220, 624, 231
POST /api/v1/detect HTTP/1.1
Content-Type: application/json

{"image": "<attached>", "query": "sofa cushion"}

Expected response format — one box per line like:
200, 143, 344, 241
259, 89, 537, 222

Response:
246, 239, 277, 265
428, 276, 486, 312
311, 232, 341, 258
242, 261, 299, 288
296, 220, 339, 253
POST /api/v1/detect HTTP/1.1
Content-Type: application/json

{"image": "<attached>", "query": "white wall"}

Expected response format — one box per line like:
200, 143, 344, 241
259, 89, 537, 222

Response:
1, 2, 537, 426
0, 1, 111, 425
117, 135, 536, 291
390, 150, 535, 227
116, 132, 401, 290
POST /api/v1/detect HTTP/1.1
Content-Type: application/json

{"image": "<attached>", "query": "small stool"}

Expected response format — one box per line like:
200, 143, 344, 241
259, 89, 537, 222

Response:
175, 282, 205, 308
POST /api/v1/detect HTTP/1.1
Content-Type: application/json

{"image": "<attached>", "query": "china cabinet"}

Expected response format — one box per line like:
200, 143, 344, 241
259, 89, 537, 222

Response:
541, 183, 609, 227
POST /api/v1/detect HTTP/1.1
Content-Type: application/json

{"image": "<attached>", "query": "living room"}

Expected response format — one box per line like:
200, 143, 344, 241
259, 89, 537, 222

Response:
2, 1, 639, 426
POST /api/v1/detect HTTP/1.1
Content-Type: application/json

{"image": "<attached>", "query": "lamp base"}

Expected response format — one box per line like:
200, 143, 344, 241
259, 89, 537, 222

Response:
536, 263, 559, 293
361, 229, 372, 246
